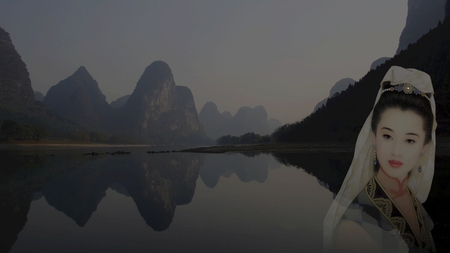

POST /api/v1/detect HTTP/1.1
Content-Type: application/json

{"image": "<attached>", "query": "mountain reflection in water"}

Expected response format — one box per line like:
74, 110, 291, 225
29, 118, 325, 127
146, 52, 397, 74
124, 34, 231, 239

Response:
1, 147, 449, 252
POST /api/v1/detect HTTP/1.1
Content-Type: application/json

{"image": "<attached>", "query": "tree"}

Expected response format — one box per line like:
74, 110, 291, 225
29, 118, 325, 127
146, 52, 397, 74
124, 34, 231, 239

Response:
0, 120, 21, 139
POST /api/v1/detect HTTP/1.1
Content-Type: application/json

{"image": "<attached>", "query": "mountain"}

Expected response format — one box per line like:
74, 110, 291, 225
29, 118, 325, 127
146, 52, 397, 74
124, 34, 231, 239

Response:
110, 94, 130, 108
370, 57, 391, 70
120, 61, 208, 144
43, 66, 112, 132
33, 91, 44, 102
0, 27, 35, 108
396, 0, 446, 54
198, 102, 231, 140
268, 118, 282, 132
1, 27, 207, 144
272, 16, 450, 143
230, 105, 270, 136
313, 78, 356, 113
199, 102, 279, 140
0, 26, 80, 136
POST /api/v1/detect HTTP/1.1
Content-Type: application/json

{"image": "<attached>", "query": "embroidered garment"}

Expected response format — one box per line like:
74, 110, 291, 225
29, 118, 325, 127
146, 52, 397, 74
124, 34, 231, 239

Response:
340, 177, 436, 252
323, 66, 437, 252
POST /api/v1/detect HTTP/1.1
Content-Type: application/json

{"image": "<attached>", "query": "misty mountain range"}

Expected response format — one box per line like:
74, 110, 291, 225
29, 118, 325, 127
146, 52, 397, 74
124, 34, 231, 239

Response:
2, 0, 449, 144
105, 96, 281, 140
198, 102, 282, 140
0, 28, 208, 144
42, 61, 209, 144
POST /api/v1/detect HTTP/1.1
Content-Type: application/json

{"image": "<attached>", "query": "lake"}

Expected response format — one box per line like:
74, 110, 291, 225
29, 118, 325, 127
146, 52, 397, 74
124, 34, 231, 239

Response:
1, 146, 449, 252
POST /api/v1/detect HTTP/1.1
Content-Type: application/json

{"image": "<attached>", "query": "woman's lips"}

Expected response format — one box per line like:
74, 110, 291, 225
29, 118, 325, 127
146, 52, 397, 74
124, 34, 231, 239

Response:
389, 160, 403, 168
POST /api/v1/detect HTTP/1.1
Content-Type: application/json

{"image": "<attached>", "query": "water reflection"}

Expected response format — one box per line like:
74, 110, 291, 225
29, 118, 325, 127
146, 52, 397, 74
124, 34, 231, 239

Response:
2, 148, 449, 252
199, 152, 281, 188
0, 151, 205, 252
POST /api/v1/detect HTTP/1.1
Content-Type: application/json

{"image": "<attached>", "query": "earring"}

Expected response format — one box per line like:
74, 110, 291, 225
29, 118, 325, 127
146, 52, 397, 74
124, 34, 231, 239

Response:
373, 149, 377, 166
418, 156, 422, 173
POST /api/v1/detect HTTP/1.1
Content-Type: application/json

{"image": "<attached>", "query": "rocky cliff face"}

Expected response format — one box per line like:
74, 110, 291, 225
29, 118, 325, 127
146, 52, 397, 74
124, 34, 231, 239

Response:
0, 27, 35, 108
396, 0, 446, 54
122, 61, 208, 144
43, 66, 112, 132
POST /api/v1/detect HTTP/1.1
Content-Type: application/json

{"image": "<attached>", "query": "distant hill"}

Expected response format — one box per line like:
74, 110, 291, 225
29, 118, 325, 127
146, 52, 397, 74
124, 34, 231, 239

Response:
43, 66, 112, 133
313, 78, 356, 113
199, 102, 281, 140
370, 57, 391, 70
198, 102, 232, 140
110, 95, 130, 108
34, 91, 44, 102
272, 16, 450, 143
396, 0, 446, 54
268, 118, 282, 132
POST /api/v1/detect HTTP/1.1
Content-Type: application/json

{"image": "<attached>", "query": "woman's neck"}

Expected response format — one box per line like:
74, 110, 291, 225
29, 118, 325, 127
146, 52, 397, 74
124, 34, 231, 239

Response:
376, 167, 409, 199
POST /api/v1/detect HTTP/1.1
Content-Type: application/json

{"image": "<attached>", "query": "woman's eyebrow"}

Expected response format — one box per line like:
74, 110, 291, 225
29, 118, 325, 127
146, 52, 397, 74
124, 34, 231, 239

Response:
382, 127, 420, 137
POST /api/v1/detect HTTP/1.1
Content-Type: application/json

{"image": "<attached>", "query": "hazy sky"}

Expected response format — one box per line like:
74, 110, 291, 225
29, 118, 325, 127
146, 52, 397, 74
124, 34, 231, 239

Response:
0, 0, 407, 124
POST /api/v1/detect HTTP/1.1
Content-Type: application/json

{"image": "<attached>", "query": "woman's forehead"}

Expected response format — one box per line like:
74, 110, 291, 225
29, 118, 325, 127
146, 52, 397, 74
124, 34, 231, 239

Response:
377, 108, 425, 134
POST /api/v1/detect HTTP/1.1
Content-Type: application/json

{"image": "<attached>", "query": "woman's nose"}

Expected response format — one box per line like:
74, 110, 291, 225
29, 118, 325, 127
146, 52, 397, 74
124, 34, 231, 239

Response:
392, 141, 402, 157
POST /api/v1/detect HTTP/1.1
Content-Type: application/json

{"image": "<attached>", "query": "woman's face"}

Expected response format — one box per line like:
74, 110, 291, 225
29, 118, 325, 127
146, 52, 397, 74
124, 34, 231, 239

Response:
373, 108, 428, 181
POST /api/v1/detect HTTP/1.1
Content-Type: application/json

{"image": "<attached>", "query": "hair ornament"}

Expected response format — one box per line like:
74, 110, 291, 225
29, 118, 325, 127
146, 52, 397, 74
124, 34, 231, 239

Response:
381, 82, 430, 101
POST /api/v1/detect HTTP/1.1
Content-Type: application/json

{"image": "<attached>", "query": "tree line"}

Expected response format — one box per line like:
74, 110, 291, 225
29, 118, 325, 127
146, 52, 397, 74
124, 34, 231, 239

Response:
217, 132, 271, 145
0, 119, 138, 144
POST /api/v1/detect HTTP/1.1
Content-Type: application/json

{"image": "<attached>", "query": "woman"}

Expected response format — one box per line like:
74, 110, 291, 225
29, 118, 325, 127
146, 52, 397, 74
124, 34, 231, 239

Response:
323, 66, 437, 252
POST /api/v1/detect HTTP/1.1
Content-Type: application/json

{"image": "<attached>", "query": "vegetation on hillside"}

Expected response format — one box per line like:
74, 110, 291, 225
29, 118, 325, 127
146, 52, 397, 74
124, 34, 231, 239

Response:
272, 17, 450, 143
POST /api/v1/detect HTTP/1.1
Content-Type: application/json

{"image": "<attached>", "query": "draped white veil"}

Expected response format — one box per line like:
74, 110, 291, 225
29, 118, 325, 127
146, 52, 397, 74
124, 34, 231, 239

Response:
323, 66, 437, 252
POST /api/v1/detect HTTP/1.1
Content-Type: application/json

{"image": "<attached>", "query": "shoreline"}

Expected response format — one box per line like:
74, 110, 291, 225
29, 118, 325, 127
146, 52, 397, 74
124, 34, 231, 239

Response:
2, 136, 450, 153
0, 143, 155, 149
178, 142, 356, 153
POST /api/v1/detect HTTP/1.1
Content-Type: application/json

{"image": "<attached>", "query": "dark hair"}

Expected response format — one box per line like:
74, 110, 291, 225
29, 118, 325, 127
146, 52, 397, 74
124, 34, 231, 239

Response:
371, 82, 433, 145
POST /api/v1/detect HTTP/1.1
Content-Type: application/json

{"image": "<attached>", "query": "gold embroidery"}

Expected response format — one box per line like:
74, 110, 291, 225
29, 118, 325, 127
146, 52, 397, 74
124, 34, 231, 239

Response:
392, 217, 407, 234
421, 225, 428, 243
365, 177, 375, 199
414, 198, 424, 226
370, 177, 423, 248
402, 233, 415, 246
373, 198, 392, 217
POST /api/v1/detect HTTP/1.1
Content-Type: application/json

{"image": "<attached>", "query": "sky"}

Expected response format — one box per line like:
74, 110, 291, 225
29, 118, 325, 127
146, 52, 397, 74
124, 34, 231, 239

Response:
0, 0, 408, 124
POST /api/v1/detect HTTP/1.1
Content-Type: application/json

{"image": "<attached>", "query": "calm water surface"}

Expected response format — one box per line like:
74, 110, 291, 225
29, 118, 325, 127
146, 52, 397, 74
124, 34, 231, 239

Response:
2, 146, 449, 252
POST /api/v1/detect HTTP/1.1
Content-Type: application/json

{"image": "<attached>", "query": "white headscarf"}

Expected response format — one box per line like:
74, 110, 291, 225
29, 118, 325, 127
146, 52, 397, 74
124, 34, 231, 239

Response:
323, 66, 437, 251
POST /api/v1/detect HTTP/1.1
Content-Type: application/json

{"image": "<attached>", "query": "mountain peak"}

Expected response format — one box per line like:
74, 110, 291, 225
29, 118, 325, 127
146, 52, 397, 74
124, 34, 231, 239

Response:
142, 61, 172, 79
0, 26, 35, 107
76, 65, 88, 73
71, 66, 95, 83
134, 61, 174, 93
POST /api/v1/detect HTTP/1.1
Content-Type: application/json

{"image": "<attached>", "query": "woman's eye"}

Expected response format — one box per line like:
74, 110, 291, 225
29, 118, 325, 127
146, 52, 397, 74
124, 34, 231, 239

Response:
406, 139, 416, 144
383, 134, 392, 139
